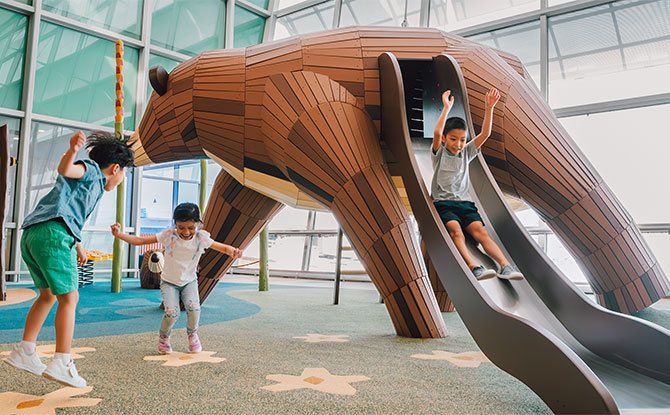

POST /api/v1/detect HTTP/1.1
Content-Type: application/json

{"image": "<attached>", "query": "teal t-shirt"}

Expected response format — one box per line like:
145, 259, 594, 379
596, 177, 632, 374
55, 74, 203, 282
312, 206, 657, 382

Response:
22, 159, 107, 241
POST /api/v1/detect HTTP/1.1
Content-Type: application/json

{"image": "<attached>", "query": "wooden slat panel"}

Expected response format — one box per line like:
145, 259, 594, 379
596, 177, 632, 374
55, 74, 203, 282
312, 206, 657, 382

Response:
132, 27, 668, 320
197, 170, 283, 304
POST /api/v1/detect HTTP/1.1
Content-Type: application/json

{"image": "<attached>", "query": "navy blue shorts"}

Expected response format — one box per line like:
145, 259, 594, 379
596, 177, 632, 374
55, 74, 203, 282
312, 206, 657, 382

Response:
434, 200, 483, 229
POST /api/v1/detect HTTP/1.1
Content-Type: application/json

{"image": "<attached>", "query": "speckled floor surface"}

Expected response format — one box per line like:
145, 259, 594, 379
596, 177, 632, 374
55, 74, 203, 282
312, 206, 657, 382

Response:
1, 281, 668, 414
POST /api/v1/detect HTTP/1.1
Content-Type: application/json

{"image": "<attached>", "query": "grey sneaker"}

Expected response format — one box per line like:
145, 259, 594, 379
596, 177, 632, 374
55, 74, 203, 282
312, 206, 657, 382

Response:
3, 344, 47, 376
42, 358, 87, 388
472, 266, 496, 281
498, 265, 524, 280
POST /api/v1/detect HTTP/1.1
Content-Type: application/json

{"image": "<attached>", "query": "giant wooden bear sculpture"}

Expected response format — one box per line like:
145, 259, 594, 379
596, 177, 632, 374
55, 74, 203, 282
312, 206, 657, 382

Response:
130, 27, 669, 338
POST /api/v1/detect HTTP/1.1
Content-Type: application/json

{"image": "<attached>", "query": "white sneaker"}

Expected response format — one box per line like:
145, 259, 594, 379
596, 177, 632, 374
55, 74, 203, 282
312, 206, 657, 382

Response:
3, 344, 47, 376
42, 358, 87, 388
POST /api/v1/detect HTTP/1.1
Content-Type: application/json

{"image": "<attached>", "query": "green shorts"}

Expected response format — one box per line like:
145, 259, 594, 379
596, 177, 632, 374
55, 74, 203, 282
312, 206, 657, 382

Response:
21, 220, 78, 295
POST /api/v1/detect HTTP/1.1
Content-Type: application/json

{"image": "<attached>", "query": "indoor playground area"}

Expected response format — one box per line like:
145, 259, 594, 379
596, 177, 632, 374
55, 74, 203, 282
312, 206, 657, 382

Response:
1, 1, 670, 414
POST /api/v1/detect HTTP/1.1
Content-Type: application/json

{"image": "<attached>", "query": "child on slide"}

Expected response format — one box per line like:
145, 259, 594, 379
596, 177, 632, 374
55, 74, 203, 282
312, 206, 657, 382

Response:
111, 202, 242, 354
431, 88, 523, 281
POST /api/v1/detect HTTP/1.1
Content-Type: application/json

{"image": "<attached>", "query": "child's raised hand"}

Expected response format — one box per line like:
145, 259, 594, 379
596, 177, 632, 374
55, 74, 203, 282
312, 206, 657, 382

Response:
485, 88, 500, 108
442, 90, 454, 110
69, 131, 86, 153
110, 223, 121, 236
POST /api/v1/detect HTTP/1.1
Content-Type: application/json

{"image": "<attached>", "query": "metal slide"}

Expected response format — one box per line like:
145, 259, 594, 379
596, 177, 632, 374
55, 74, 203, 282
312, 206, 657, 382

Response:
378, 52, 670, 414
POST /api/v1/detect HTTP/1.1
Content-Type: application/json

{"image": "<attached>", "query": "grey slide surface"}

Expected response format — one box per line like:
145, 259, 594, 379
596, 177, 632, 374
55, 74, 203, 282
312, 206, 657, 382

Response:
378, 52, 670, 414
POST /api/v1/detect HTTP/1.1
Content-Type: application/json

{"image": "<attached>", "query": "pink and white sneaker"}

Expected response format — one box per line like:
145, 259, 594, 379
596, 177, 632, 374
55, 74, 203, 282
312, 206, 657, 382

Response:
158, 334, 172, 354
187, 332, 202, 353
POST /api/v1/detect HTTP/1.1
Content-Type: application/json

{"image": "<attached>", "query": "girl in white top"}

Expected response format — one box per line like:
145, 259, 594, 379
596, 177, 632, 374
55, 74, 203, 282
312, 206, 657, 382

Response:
111, 202, 242, 354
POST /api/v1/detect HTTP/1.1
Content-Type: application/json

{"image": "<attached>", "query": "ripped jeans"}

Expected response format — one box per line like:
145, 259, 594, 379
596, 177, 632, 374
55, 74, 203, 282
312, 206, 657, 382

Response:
159, 279, 200, 336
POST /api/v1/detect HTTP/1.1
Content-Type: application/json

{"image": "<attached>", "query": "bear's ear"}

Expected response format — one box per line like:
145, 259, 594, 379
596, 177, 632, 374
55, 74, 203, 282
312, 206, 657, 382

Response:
149, 65, 169, 96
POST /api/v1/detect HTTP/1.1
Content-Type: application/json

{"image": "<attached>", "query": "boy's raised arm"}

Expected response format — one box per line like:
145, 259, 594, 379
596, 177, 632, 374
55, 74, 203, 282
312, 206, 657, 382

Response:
433, 90, 454, 152
57, 131, 87, 179
110, 223, 158, 246
474, 88, 500, 149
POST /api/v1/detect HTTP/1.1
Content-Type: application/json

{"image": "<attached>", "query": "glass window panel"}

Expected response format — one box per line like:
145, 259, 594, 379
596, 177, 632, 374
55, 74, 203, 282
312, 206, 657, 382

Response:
548, 0, 670, 107
268, 205, 309, 230
558, 104, 670, 223
42, 0, 143, 39
277, 0, 310, 8
514, 207, 542, 228
25, 122, 134, 227
234, 6, 266, 48
140, 161, 202, 233
151, 0, 226, 56
143, 162, 176, 179
0, 9, 28, 110
547, 234, 588, 283
237, 232, 364, 274
306, 234, 364, 274
238, 234, 307, 271
314, 211, 338, 229
269, 235, 306, 270
1, 117, 20, 222
33, 22, 139, 129
205, 161, 222, 201
468, 20, 541, 87
140, 176, 174, 233
245, 0, 269, 9
177, 182, 199, 205
175, 161, 200, 181
340, 0, 420, 27
274, 1, 334, 40
307, 233, 337, 272
146, 53, 182, 104
429, 0, 539, 32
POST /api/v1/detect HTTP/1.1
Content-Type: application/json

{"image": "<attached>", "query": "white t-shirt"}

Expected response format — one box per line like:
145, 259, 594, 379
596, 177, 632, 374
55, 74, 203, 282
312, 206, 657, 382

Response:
156, 228, 214, 286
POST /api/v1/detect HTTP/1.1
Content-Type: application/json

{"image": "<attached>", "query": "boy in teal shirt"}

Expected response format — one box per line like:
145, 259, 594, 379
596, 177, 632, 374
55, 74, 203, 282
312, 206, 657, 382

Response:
4, 131, 134, 387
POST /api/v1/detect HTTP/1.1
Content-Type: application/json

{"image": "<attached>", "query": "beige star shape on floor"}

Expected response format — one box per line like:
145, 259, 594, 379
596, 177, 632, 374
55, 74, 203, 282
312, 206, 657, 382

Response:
1, 345, 95, 360
262, 368, 370, 395
143, 351, 225, 367
0, 387, 101, 415
411, 350, 491, 368
292, 334, 350, 343
0, 288, 37, 307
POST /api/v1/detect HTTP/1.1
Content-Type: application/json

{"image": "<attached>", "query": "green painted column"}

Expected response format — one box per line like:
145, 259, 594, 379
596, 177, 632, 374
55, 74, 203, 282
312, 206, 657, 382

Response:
111, 40, 125, 293
199, 159, 207, 212
259, 226, 268, 291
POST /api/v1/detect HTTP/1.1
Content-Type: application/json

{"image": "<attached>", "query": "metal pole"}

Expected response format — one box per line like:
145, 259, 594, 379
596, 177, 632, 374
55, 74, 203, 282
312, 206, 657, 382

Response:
259, 225, 269, 291
111, 39, 125, 293
333, 227, 343, 305
199, 159, 207, 212
225, 0, 236, 48
12, 0, 42, 282
332, 0, 342, 29
419, 0, 430, 27
540, 14, 549, 101
300, 210, 315, 271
